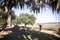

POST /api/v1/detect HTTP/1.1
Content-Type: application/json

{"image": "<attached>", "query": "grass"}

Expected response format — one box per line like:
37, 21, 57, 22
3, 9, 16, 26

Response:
42, 24, 60, 31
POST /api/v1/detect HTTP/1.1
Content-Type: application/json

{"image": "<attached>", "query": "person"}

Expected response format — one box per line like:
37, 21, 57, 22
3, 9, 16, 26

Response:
38, 23, 42, 31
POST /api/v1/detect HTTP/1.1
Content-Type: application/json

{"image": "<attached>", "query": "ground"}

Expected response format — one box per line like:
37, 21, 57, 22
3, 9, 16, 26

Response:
0, 25, 60, 40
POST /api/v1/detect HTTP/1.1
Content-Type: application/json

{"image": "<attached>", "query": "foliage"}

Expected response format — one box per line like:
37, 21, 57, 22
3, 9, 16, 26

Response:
0, 0, 60, 13
57, 28, 60, 35
0, 11, 16, 24
14, 13, 36, 25
32, 25, 39, 29
0, 11, 7, 24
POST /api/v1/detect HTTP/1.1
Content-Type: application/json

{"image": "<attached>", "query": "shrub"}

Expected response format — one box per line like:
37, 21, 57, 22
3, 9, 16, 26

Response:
57, 28, 60, 35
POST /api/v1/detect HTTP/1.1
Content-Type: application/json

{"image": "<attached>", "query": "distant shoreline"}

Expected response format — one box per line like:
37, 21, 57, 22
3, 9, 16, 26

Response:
36, 22, 60, 25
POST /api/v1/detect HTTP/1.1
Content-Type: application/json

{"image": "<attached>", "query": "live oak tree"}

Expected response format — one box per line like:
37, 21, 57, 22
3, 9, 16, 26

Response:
0, 0, 60, 26
15, 13, 36, 26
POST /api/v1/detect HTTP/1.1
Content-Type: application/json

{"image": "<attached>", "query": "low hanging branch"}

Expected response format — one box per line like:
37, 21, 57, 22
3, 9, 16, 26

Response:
0, 0, 60, 27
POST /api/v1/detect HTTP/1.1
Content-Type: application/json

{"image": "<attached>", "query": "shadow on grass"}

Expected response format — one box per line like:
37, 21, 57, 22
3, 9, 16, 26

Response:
0, 25, 60, 40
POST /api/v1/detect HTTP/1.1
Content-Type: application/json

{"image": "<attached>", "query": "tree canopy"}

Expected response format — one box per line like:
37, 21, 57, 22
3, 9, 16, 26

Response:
0, 0, 60, 13
14, 13, 36, 25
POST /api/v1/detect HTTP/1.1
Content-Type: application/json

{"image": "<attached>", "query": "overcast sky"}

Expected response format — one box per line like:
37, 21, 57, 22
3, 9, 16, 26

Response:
12, 4, 60, 24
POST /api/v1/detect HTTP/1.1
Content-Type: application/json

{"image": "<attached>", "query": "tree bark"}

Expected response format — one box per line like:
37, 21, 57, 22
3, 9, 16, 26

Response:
7, 13, 11, 27
4, 6, 11, 27
56, 3, 59, 10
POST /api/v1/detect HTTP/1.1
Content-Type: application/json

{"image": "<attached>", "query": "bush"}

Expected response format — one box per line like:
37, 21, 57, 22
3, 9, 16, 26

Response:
32, 25, 39, 29
57, 28, 60, 35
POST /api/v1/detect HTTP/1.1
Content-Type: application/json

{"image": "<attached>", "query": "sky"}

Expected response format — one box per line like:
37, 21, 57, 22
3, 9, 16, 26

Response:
12, 4, 60, 24
0, 0, 60, 24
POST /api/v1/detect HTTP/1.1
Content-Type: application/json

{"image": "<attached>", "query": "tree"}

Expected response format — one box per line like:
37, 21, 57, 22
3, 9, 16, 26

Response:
0, 11, 7, 24
0, 0, 60, 26
0, 11, 16, 25
15, 13, 36, 26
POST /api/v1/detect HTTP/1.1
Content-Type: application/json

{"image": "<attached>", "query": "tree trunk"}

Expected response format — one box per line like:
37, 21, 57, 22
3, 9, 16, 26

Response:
4, 6, 12, 27
7, 13, 11, 27
25, 23, 26, 27
56, 3, 59, 10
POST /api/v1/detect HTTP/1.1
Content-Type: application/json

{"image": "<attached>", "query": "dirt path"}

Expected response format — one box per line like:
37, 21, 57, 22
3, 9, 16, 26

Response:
41, 30, 60, 38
